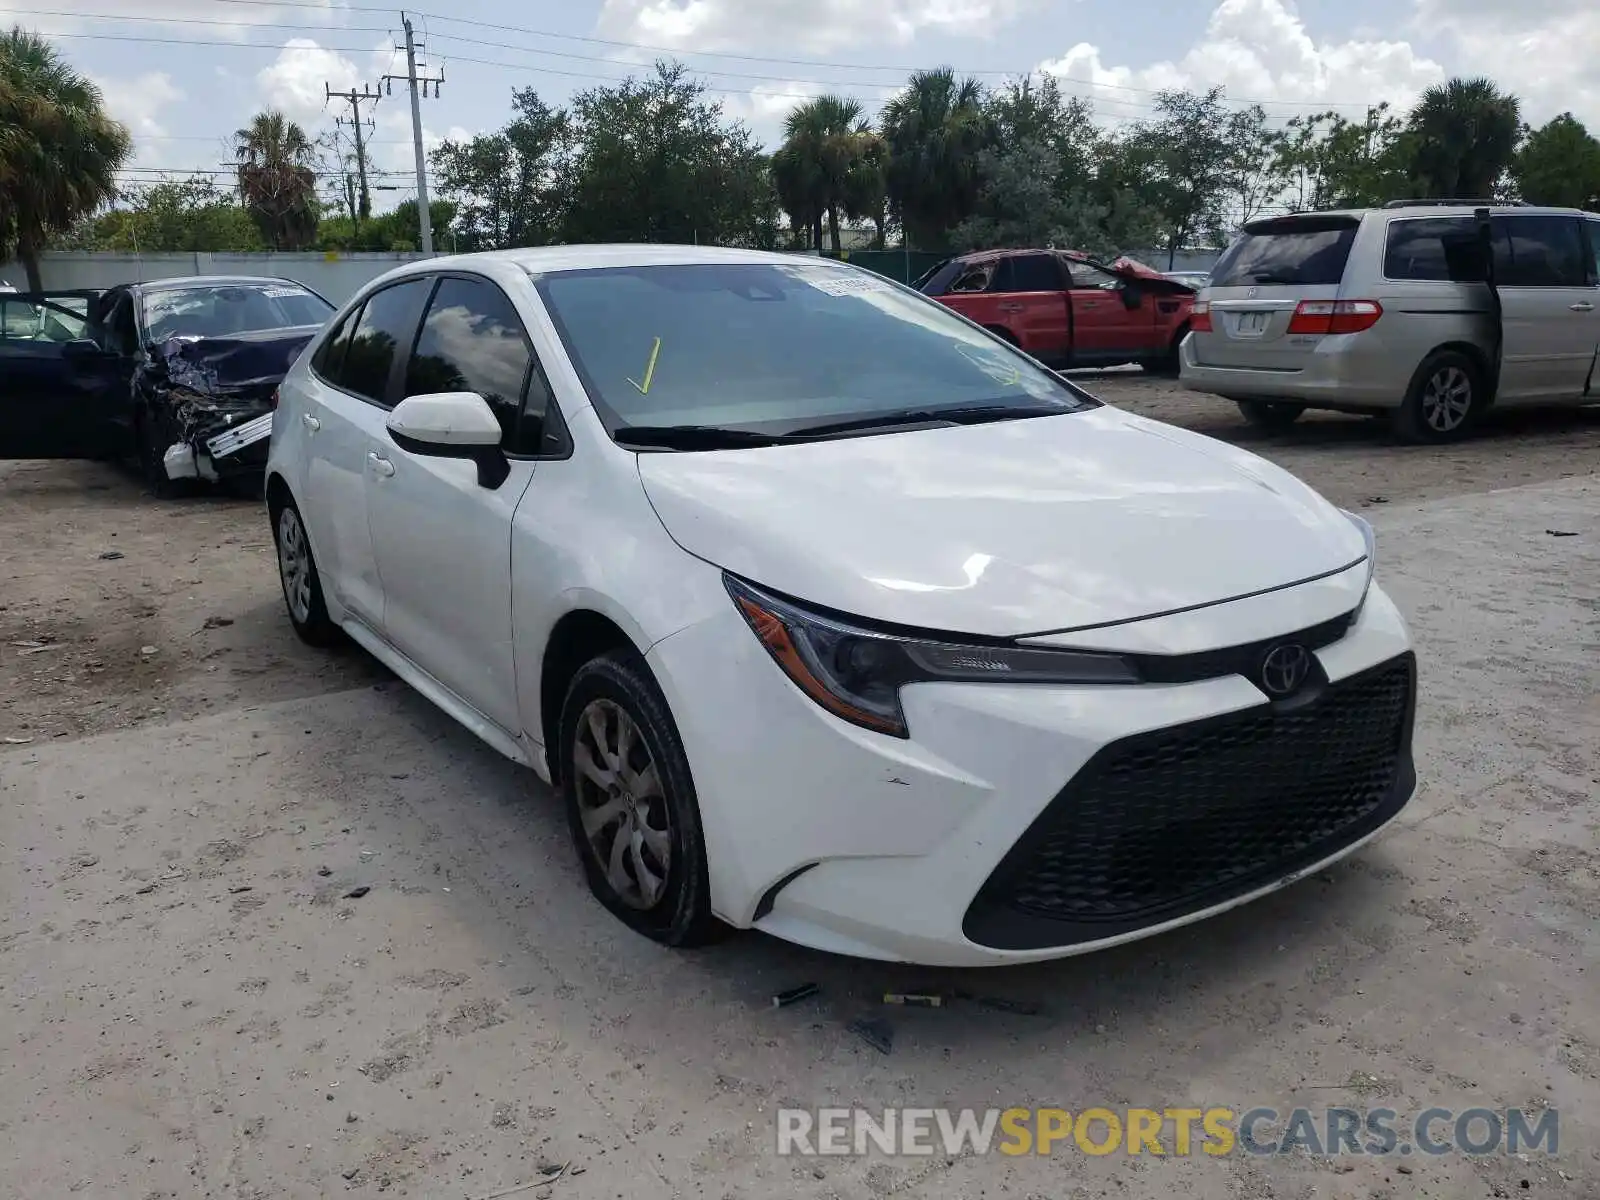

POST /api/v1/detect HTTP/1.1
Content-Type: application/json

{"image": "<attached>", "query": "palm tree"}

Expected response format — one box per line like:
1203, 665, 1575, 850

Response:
233, 110, 319, 250
1406, 77, 1521, 200
879, 68, 989, 250
771, 95, 876, 253
0, 27, 131, 289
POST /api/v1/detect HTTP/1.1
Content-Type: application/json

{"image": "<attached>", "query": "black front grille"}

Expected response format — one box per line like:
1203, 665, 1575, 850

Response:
964, 653, 1416, 950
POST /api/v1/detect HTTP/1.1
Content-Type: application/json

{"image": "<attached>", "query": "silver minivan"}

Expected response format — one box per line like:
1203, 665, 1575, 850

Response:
1179, 203, 1600, 442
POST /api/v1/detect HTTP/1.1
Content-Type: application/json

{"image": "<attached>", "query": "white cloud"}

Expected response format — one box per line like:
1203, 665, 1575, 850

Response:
91, 70, 189, 170
597, 0, 1047, 54
1039, 0, 1445, 125
255, 38, 360, 127
1410, 0, 1600, 128
16, 0, 343, 40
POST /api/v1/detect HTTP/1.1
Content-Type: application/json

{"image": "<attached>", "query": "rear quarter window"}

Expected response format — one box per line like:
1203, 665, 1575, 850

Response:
1383, 217, 1486, 281
1211, 218, 1359, 288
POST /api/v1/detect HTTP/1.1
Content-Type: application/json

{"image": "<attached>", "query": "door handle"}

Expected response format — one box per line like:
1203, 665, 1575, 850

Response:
367, 452, 395, 477
1571, 302, 1595, 312
998, 302, 1024, 313
302, 413, 321, 432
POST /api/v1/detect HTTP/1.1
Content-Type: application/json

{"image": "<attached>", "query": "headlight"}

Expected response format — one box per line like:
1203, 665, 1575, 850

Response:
725, 575, 1138, 738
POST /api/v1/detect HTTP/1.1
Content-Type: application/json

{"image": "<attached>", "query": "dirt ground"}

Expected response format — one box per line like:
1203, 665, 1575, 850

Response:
2, 376, 1597, 1200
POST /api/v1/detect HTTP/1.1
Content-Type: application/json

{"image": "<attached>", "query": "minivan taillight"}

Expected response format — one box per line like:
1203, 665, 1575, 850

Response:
1189, 300, 1212, 333
1286, 299, 1382, 335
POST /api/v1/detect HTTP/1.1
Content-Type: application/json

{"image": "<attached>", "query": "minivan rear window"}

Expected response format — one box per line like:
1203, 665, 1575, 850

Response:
1210, 217, 1359, 288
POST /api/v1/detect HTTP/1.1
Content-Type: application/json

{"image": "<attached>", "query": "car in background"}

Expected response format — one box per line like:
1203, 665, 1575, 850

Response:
0, 275, 335, 492
1179, 202, 1600, 442
916, 249, 1197, 373
267, 245, 1415, 966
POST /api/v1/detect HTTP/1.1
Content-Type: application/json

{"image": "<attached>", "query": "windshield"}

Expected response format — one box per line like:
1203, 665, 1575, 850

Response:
1210, 218, 1358, 288
535, 262, 1094, 441
141, 282, 334, 343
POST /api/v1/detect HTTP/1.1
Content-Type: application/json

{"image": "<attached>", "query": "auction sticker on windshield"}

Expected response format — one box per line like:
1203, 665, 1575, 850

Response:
782, 268, 893, 297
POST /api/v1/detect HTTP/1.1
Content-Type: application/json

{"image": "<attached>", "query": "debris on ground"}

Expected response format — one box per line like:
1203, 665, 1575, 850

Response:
847, 1016, 894, 1055
1546, 529, 1578, 537
343, 885, 371, 899
18, 643, 60, 656
952, 990, 1045, 1017
139, 646, 158, 656
201, 615, 235, 630
3, 736, 33, 745
228, 885, 253, 894
771, 982, 820, 1008
883, 992, 943, 1008
98, 550, 125, 560
472, 1161, 572, 1199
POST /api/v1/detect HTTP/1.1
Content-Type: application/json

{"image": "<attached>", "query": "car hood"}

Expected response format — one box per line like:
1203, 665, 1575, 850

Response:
636, 406, 1366, 637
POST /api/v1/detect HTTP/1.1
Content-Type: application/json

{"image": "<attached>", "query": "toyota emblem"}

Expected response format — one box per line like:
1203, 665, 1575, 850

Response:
1259, 643, 1312, 697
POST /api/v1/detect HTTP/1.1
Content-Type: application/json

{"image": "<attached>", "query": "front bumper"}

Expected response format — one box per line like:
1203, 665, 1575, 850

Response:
647, 580, 1415, 966
163, 412, 273, 481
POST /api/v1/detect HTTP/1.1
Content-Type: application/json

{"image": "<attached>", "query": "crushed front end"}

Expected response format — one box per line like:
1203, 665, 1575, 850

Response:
134, 325, 318, 483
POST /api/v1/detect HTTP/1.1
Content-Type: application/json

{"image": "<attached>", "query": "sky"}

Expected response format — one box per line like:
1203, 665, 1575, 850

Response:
8, 0, 1599, 211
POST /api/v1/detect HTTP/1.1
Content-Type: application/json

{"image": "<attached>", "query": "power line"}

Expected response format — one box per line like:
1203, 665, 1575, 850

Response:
74, 0, 1381, 110
0, 7, 392, 34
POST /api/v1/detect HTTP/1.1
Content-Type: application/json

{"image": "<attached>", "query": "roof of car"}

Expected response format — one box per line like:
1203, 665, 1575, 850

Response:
121, 275, 312, 291
943, 247, 1092, 264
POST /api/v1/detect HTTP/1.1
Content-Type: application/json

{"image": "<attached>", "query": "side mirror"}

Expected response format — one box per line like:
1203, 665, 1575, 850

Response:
386, 391, 509, 489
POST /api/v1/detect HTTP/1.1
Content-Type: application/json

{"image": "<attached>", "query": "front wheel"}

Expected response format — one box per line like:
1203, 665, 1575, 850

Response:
559, 652, 722, 948
135, 411, 190, 499
1394, 351, 1482, 443
1236, 400, 1306, 432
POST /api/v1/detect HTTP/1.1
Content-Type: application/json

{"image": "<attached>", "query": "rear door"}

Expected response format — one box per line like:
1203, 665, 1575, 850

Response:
1491, 213, 1599, 402
1193, 214, 1360, 370
991, 254, 1071, 360
0, 292, 123, 458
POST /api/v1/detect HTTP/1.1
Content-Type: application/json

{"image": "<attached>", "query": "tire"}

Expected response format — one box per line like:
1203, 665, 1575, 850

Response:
135, 410, 190, 499
271, 497, 340, 647
558, 651, 722, 948
1393, 350, 1482, 444
984, 325, 1019, 346
1236, 400, 1306, 432
1147, 325, 1189, 377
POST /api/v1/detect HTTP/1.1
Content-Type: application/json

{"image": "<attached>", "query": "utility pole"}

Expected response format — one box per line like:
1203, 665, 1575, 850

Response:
325, 82, 379, 233
382, 14, 443, 255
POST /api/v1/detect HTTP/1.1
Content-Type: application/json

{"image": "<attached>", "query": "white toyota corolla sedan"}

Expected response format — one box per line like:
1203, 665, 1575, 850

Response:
265, 245, 1417, 967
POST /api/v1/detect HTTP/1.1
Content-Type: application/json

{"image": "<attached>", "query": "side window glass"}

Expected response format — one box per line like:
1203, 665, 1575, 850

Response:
1493, 216, 1588, 287
336, 279, 432, 405
1009, 254, 1062, 293
949, 263, 992, 294
1067, 262, 1121, 289
313, 306, 359, 381
985, 257, 1016, 293
1383, 217, 1481, 281
404, 277, 534, 450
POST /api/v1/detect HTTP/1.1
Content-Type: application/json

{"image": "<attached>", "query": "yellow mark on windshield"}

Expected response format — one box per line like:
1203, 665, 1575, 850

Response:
628, 336, 663, 395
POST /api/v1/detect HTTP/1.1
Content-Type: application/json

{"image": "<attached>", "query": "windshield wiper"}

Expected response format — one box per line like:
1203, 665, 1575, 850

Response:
611, 424, 803, 450
787, 403, 1069, 438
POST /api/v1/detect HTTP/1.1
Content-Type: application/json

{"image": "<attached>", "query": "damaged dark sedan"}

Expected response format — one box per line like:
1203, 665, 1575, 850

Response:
0, 276, 334, 494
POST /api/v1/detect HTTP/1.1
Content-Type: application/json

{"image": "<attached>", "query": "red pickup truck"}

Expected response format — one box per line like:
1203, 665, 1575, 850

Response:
917, 249, 1198, 372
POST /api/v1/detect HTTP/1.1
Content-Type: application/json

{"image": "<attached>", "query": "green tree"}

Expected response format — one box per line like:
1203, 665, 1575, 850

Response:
952, 76, 1107, 253
56, 177, 262, 252
1220, 104, 1284, 230
1268, 105, 1410, 210
233, 110, 319, 250
771, 95, 876, 252
314, 199, 459, 252
880, 67, 990, 250
0, 26, 131, 288
1406, 77, 1520, 199
560, 61, 774, 246
430, 89, 570, 251
1513, 113, 1600, 209
1125, 87, 1244, 266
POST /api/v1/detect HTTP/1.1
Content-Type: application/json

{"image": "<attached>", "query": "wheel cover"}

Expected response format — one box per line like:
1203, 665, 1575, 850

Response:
572, 698, 672, 911
1422, 365, 1472, 432
276, 507, 313, 623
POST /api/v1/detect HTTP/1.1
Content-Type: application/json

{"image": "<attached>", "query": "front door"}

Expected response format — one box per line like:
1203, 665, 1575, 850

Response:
1492, 213, 1600, 402
992, 254, 1071, 361
366, 274, 540, 736
0, 293, 122, 458
1065, 260, 1144, 358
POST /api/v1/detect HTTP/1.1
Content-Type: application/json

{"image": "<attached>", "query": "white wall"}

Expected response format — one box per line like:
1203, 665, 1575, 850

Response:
0, 251, 429, 304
